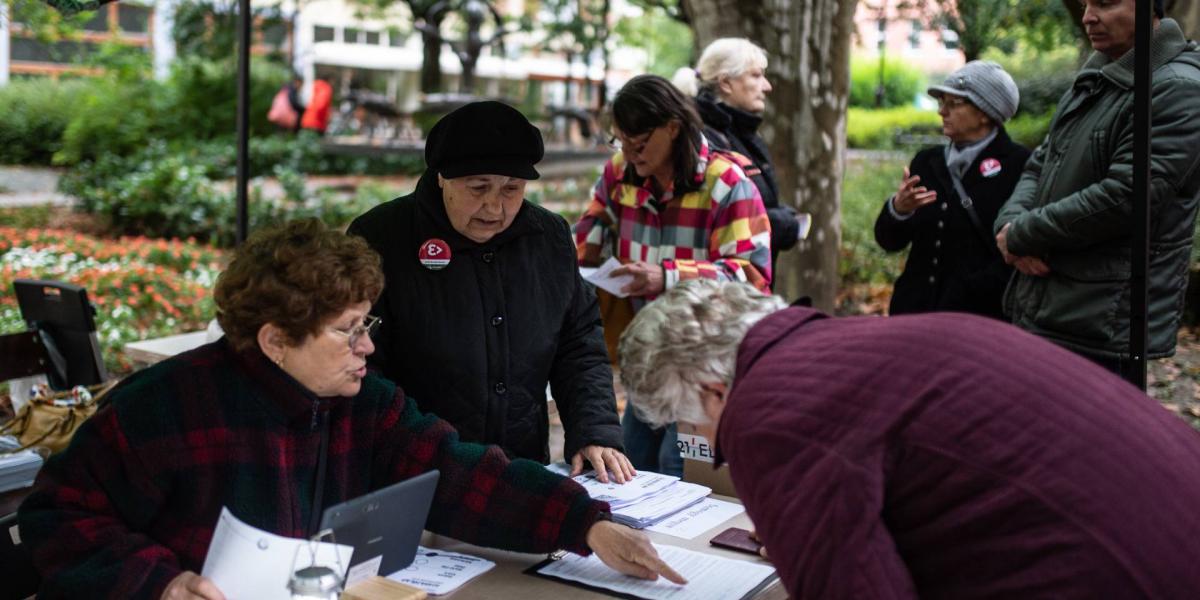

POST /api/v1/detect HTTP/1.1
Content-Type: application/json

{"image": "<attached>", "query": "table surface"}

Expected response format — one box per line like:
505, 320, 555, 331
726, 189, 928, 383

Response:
123, 331, 208, 365
416, 495, 785, 599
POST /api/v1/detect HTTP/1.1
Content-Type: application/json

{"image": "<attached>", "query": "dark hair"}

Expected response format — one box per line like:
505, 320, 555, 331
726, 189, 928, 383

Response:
611, 74, 705, 194
214, 219, 385, 352
1155, 0, 1164, 18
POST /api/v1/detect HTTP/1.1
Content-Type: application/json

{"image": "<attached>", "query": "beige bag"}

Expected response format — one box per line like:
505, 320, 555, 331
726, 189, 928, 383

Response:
0, 383, 111, 455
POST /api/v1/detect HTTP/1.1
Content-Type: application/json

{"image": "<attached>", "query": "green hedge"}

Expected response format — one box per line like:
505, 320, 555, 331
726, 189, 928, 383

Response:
0, 78, 87, 165
849, 56, 926, 109
847, 107, 942, 150
1005, 110, 1054, 149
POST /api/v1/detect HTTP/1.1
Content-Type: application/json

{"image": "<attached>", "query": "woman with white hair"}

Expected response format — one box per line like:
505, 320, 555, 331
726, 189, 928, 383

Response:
619, 279, 1200, 599
681, 38, 802, 275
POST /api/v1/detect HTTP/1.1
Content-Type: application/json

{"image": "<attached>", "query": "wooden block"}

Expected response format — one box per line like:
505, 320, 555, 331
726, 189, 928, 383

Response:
341, 576, 427, 600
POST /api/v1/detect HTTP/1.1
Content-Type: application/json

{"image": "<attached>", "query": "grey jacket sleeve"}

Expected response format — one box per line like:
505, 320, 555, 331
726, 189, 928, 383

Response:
547, 217, 623, 460
1004, 76, 1200, 257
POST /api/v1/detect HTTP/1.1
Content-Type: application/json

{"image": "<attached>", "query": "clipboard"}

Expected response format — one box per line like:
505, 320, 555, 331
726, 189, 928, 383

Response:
524, 551, 779, 600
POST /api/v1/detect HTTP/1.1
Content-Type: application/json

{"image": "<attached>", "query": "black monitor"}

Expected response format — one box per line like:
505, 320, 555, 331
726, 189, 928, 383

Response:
13, 279, 108, 390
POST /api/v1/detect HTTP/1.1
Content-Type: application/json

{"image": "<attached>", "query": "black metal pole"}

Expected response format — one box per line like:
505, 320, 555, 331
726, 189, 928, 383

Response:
235, 0, 251, 245
1129, 0, 1152, 389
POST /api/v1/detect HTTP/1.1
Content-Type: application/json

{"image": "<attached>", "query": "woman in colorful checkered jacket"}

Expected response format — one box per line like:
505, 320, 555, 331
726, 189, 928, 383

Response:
573, 74, 772, 477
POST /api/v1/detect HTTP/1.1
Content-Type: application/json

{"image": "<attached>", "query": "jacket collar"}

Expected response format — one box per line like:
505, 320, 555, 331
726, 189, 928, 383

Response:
413, 169, 545, 252
931, 126, 1017, 188
713, 307, 829, 467
1080, 18, 1187, 90
696, 90, 764, 138
224, 337, 334, 425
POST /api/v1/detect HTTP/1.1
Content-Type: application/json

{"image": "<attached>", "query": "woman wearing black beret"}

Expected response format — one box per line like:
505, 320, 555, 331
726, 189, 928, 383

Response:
349, 101, 634, 483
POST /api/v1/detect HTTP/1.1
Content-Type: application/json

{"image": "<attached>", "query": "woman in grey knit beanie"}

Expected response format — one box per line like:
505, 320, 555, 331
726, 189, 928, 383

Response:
872, 60, 1031, 320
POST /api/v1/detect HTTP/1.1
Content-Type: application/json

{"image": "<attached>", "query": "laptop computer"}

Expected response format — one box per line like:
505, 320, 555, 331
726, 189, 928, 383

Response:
319, 469, 440, 578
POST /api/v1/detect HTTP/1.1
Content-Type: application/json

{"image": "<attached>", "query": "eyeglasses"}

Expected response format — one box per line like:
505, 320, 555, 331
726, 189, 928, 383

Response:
327, 314, 381, 350
607, 129, 655, 156
937, 96, 972, 110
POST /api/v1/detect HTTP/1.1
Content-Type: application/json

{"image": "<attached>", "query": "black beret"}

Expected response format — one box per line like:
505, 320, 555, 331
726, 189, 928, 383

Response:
424, 101, 544, 180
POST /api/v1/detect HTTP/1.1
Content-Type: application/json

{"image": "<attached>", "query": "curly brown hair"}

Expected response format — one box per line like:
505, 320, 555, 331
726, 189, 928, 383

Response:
214, 219, 385, 352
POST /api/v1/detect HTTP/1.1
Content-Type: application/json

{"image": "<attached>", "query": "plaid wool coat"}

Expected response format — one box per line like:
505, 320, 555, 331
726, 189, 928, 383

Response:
18, 340, 608, 599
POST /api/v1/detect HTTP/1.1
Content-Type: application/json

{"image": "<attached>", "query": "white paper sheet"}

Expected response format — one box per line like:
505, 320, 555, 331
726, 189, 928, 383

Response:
615, 481, 711, 524
646, 498, 745, 540
386, 546, 496, 596
544, 462, 680, 507
579, 257, 634, 297
537, 543, 775, 600
201, 507, 354, 600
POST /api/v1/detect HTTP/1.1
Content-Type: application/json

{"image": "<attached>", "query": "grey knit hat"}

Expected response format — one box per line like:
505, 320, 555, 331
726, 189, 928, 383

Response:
927, 61, 1019, 124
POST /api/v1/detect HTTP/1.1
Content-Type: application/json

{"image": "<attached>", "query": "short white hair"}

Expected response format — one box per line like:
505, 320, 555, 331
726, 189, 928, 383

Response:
618, 280, 787, 428
671, 66, 700, 97
696, 38, 769, 93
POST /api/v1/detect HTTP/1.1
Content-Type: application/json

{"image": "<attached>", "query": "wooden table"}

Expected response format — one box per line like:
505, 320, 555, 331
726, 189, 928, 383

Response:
417, 495, 785, 599
123, 331, 208, 365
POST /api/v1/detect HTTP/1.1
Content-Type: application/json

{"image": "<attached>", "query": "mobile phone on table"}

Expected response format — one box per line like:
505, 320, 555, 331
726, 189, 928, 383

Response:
709, 527, 763, 556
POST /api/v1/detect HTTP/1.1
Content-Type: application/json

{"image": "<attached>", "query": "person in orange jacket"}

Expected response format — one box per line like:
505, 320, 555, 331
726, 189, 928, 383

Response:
301, 78, 333, 134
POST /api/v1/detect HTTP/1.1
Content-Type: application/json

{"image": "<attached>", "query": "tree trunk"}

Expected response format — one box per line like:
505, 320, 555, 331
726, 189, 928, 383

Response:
682, 0, 858, 311
420, 22, 445, 94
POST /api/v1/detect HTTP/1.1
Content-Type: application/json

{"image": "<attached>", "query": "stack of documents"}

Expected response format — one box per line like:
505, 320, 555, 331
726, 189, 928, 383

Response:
0, 448, 43, 493
545, 463, 711, 529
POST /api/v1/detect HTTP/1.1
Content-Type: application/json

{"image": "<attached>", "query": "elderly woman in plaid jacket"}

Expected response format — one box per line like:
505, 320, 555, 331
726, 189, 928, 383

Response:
573, 74, 772, 476
18, 219, 683, 600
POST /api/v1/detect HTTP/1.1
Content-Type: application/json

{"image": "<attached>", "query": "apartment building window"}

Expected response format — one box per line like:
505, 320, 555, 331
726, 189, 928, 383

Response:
81, 9, 108, 32
314, 26, 335, 42
942, 29, 960, 50
389, 30, 407, 47
117, 4, 151, 33
909, 19, 921, 49
344, 27, 361, 43
10, 38, 101, 62
364, 31, 380, 45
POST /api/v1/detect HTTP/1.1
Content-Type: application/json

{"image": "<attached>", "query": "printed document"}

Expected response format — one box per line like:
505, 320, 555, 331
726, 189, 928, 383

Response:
536, 543, 775, 600
201, 507, 354, 600
579, 258, 634, 298
646, 498, 745, 540
386, 546, 495, 595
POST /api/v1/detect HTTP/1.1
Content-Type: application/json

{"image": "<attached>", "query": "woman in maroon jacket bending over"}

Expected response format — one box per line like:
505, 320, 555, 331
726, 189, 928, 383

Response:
619, 279, 1200, 599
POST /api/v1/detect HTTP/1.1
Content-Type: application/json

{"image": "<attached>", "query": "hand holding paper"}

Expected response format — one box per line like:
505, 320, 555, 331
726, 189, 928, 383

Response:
579, 257, 635, 298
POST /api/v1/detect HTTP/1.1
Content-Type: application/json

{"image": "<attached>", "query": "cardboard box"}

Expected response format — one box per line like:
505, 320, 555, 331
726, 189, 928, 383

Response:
676, 423, 737, 498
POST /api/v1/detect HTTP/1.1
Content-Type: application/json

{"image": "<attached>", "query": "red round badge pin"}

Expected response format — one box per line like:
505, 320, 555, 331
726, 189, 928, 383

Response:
980, 158, 1002, 178
418, 238, 451, 270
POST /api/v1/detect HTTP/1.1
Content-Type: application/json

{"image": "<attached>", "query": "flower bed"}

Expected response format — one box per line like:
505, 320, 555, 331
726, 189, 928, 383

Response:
0, 228, 225, 375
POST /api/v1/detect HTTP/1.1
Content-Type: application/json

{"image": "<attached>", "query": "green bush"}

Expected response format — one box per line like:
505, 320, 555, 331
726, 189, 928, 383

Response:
846, 107, 942, 150
840, 153, 907, 286
0, 78, 87, 165
59, 138, 411, 246
55, 77, 162, 165
850, 56, 925, 109
1005, 110, 1054, 149
160, 56, 289, 142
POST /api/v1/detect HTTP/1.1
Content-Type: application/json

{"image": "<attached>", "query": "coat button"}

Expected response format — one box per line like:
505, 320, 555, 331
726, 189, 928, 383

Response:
482, 251, 495, 263
941, 203, 948, 211
937, 220, 944, 229
491, 315, 504, 326
494, 381, 507, 394
935, 240, 942, 248
929, 275, 936, 284
932, 258, 939, 266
